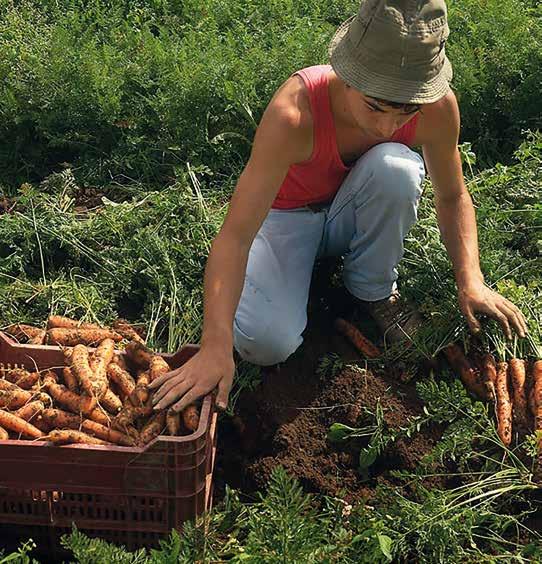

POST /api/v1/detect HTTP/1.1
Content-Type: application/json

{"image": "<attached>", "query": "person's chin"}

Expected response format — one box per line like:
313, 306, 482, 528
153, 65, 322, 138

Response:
368, 132, 389, 141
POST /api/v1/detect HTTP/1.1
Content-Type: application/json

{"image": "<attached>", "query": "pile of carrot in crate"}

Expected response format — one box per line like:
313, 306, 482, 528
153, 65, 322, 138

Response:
444, 343, 541, 447
0, 316, 199, 447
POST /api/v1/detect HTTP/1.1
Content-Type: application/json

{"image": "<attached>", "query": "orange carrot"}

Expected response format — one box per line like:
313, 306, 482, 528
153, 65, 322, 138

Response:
529, 388, 536, 419
4, 324, 43, 342
0, 426, 8, 440
34, 392, 52, 407
81, 419, 137, 446
44, 381, 97, 415
112, 319, 145, 344
166, 410, 181, 436
41, 370, 58, 384
41, 408, 80, 429
112, 405, 152, 433
106, 363, 136, 398
87, 407, 110, 427
89, 339, 115, 398
32, 415, 51, 433
533, 360, 542, 435
125, 341, 153, 370
62, 367, 79, 393
136, 370, 150, 404
1, 368, 39, 390
334, 318, 380, 359
149, 355, 170, 383
46, 328, 122, 347
100, 388, 122, 414
71, 345, 101, 398
79, 418, 134, 446
15, 400, 45, 422
112, 353, 129, 372
443, 344, 488, 400
47, 315, 101, 330
28, 330, 46, 345
42, 374, 109, 426
481, 353, 498, 402
495, 361, 512, 446
0, 380, 33, 409
0, 409, 44, 439
182, 404, 200, 433
127, 370, 150, 406
139, 411, 166, 445
0, 379, 50, 410
47, 429, 111, 446
509, 358, 529, 430
42, 409, 134, 446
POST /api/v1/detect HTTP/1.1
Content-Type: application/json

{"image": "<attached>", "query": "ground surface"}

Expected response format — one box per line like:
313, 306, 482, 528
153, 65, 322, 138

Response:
215, 285, 444, 504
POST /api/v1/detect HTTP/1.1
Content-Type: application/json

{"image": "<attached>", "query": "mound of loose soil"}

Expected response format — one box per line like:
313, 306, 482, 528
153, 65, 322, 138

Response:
216, 313, 443, 504
254, 366, 442, 498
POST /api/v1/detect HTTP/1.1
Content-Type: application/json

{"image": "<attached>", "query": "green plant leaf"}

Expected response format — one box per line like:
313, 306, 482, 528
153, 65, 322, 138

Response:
327, 422, 354, 442
377, 534, 393, 561
359, 446, 378, 470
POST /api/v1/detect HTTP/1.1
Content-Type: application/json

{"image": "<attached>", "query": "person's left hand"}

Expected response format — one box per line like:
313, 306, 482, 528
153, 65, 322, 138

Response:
457, 281, 528, 340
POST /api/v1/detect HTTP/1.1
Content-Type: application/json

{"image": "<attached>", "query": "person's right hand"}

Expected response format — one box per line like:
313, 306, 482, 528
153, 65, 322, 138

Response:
148, 345, 235, 412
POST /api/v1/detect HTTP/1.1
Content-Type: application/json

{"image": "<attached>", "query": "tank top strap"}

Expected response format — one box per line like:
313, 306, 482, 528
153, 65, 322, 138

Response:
293, 65, 335, 162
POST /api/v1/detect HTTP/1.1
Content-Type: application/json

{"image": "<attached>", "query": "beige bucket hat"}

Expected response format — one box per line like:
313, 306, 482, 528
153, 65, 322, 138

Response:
329, 0, 453, 104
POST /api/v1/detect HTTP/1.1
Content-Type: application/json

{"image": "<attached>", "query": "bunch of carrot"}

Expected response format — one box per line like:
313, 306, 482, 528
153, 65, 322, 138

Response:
0, 317, 200, 447
444, 343, 542, 447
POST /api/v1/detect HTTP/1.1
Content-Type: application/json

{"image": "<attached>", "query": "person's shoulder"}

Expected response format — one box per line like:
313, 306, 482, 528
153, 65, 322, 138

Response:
423, 89, 459, 120
254, 74, 313, 162
416, 90, 460, 147
264, 74, 313, 134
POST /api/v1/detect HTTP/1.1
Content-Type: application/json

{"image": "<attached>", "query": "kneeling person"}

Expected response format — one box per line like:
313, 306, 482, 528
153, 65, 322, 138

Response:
151, 0, 527, 414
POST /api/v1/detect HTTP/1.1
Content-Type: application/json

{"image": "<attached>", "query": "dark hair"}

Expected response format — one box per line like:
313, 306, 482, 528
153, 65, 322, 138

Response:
345, 83, 421, 112
370, 96, 421, 113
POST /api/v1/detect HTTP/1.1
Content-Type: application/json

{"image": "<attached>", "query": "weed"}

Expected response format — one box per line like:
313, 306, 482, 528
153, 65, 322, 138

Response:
316, 352, 345, 379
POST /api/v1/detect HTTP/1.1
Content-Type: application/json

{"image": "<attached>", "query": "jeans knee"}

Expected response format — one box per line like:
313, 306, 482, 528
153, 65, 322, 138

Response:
357, 142, 425, 203
233, 318, 301, 366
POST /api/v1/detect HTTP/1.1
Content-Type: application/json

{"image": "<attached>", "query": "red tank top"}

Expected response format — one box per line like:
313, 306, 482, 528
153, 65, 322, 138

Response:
272, 65, 419, 210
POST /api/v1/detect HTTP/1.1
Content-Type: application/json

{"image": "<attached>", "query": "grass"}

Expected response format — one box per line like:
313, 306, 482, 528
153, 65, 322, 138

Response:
0, 172, 224, 351
0, 0, 540, 189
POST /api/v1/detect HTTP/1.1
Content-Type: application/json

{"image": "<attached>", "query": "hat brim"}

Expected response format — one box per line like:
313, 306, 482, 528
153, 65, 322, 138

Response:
329, 17, 453, 105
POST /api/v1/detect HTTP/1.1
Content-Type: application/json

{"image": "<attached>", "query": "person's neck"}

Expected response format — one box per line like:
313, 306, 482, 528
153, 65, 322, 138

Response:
328, 71, 372, 136
328, 72, 353, 127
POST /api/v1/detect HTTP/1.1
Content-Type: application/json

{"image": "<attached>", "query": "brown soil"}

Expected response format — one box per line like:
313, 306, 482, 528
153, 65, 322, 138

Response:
73, 186, 106, 212
0, 196, 15, 214
215, 297, 444, 503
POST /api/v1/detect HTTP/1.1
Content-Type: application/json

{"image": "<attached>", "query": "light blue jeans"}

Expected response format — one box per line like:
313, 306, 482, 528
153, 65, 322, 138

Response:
234, 142, 425, 366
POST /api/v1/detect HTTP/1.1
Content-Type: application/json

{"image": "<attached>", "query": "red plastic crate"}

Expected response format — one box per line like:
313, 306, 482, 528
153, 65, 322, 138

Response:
0, 331, 217, 558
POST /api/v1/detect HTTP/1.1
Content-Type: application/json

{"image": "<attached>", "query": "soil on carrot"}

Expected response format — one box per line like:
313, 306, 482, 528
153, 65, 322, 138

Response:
215, 289, 444, 504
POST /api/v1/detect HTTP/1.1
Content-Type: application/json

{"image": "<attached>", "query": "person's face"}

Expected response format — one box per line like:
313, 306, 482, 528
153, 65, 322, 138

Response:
344, 85, 420, 139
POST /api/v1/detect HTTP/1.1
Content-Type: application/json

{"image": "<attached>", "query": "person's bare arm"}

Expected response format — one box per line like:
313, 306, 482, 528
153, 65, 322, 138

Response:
420, 92, 527, 339
149, 80, 312, 412
200, 103, 307, 359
